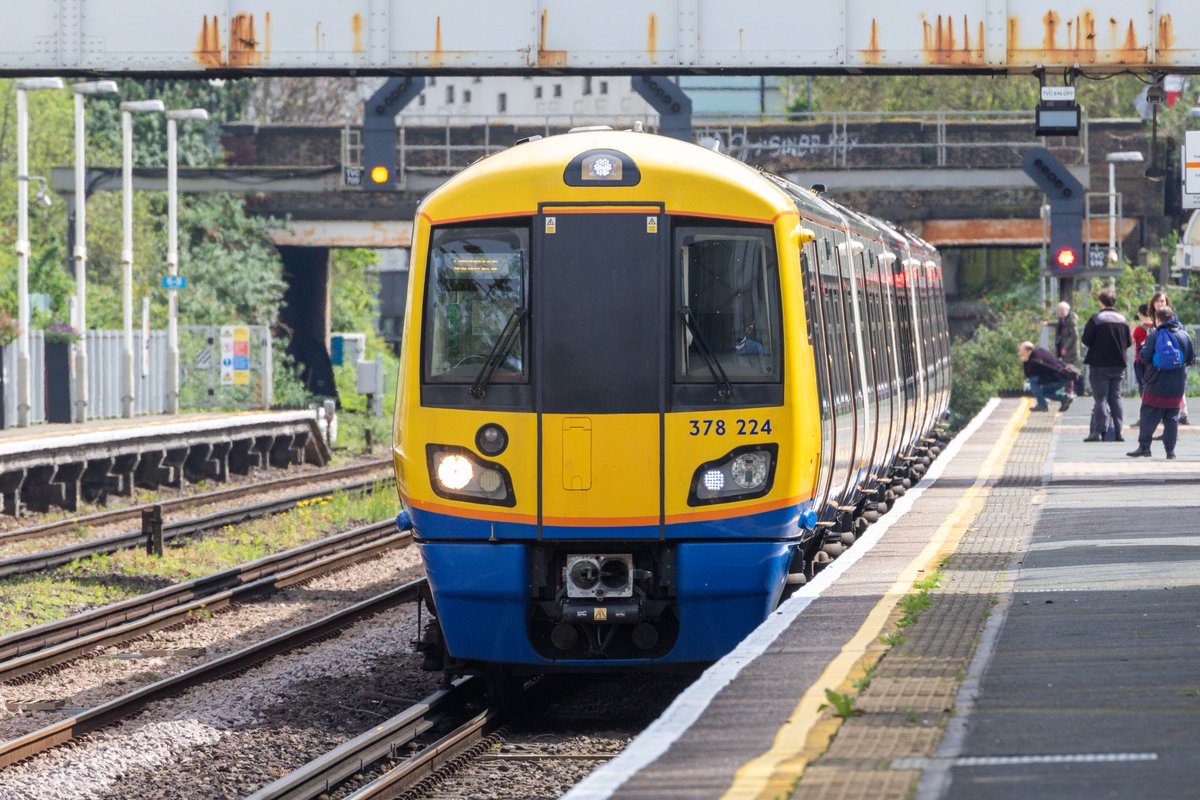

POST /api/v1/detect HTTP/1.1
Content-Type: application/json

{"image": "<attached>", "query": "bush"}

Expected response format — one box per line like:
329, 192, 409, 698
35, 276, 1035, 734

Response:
948, 283, 1042, 428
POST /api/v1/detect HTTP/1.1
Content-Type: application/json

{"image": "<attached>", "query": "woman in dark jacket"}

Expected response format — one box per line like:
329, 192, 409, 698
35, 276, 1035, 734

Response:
1128, 308, 1195, 459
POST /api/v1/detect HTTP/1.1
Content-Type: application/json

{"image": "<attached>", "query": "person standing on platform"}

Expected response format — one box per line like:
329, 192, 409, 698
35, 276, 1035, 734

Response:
1128, 307, 1195, 459
1018, 342, 1073, 412
1056, 301, 1081, 396
1149, 291, 1189, 425
1081, 289, 1132, 442
1131, 303, 1155, 394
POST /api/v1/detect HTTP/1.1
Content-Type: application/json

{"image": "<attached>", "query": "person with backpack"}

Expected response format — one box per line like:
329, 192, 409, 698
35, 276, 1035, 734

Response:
1127, 306, 1195, 459
1081, 289, 1133, 442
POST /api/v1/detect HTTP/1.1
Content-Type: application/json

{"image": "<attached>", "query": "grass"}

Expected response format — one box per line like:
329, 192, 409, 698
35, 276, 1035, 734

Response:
0, 481, 400, 636
818, 688, 859, 718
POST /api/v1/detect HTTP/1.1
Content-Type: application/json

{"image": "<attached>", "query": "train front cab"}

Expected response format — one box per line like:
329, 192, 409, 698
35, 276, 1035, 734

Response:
394, 135, 825, 670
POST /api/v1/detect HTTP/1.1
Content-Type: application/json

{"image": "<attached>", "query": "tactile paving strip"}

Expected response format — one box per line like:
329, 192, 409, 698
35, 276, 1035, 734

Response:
786, 403, 1052, 799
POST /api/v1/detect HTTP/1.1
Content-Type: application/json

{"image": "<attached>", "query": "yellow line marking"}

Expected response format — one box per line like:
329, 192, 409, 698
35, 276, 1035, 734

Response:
721, 399, 1032, 800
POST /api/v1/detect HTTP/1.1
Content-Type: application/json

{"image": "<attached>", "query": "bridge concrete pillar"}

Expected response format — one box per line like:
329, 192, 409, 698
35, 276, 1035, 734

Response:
279, 245, 336, 398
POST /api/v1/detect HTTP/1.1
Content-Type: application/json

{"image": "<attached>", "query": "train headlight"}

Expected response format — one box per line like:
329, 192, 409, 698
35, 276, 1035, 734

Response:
688, 444, 778, 506
731, 452, 769, 490
426, 445, 516, 507
436, 454, 473, 490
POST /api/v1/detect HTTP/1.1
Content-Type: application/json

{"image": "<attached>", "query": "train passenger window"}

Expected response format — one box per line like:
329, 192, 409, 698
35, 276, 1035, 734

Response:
674, 224, 781, 383
424, 225, 529, 384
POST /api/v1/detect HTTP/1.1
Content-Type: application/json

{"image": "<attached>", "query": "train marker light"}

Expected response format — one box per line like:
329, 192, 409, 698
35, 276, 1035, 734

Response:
369, 165, 390, 184
1055, 247, 1078, 269
703, 470, 725, 491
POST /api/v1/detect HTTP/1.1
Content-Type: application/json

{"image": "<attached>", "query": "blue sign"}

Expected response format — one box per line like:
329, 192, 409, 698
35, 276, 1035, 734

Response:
161, 275, 188, 289
233, 356, 250, 370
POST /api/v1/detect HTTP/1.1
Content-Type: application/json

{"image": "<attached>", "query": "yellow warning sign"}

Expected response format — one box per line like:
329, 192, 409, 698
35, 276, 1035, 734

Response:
646, 216, 658, 233
545, 216, 557, 234
593, 607, 607, 621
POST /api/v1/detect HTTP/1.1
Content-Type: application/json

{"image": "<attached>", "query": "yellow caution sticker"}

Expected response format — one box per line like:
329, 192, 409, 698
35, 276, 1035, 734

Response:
594, 607, 608, 621
545, 216, 557, 234
647, 216, 658, 233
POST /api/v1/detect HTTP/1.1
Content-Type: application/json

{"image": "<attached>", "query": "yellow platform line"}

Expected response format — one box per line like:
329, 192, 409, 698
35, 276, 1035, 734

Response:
721, 399, 1032, 800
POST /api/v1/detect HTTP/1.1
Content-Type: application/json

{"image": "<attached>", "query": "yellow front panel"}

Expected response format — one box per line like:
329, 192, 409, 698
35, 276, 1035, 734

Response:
541, 413, 660, 526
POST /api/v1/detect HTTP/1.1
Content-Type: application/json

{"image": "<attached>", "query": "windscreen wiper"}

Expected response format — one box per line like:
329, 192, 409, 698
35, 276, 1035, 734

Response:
470, 306, 526, 398
680, 306, 733, 398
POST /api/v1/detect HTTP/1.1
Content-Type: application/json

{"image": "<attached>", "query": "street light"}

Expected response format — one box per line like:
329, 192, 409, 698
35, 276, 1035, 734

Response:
1106, 151, 1144, 265
14, 77, 63, 427
165, 108, 208, 415
71, 80, 119, 423
119, 99, 164, 418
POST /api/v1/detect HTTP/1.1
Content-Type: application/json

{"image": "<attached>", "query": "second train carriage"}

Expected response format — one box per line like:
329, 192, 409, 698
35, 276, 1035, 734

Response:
392, 128, 950, 670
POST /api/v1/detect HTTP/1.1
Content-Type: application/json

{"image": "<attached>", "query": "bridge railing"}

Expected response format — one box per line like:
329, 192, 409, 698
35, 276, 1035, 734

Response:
341, 111, 1089, 180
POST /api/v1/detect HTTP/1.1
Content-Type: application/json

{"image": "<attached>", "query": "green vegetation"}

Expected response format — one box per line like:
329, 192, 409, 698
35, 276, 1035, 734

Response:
787, 73, 1147, 118
818, 687, 859, 719
330, 247, 400, 453
0, 482, 395, 635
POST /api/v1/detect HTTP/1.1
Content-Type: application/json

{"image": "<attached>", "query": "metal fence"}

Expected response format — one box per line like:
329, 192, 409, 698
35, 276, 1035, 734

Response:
0, 325, 273, 428
341, 110, 1091, 178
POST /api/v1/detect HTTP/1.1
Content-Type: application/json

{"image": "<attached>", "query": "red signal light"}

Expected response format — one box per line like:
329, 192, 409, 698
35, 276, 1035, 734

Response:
1055, 247, 1077, 269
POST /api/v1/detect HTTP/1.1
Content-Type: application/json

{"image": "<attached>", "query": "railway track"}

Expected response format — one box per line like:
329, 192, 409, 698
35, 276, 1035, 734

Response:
0, 519, 409, 682
0, 464, 394, 579
0, 457, 391, 547
0, 579, 425, 770
246, 676, 495, 800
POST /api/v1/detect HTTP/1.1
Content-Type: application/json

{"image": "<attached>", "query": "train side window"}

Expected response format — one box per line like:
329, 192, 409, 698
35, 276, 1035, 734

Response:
423, 224, 530, 384
674, 224, 781, 384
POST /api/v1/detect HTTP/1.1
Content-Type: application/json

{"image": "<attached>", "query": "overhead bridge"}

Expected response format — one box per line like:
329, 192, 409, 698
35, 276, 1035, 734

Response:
3, 2, 1200, 76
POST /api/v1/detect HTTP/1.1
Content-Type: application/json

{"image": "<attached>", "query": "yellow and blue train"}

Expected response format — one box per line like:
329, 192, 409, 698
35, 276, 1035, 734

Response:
392, 128, 950, 671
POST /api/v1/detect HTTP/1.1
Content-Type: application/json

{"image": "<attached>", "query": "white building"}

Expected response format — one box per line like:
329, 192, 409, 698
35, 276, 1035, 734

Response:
403, 76, 656, 125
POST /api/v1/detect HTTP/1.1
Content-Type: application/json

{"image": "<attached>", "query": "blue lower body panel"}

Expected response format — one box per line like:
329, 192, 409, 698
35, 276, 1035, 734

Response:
418, 539, 793, 667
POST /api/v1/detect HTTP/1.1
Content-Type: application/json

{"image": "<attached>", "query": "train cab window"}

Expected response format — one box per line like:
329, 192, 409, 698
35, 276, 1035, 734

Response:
424, 225, 529, 384
674, 225, 781, 385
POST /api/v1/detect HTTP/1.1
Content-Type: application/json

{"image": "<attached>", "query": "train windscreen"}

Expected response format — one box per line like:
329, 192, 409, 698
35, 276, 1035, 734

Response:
674, 225, 781, 384
423, 225, 529, 384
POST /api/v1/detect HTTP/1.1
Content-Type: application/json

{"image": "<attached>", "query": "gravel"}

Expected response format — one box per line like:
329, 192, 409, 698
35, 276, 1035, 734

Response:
0, 545, 424, 744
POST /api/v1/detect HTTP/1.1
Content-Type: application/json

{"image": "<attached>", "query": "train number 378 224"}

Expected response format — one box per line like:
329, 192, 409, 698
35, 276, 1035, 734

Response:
688, 419, 773, 436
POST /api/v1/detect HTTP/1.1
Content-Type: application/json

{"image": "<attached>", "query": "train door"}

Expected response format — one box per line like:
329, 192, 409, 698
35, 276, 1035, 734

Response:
535, 207, 666, 537
824, 239, 857, 506
801, 240, 837, 519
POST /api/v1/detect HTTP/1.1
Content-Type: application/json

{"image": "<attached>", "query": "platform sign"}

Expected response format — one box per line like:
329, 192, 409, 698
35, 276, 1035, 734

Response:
161, 275, 188, 289
1185, 135, 1200, 210
220, 325, 252, 385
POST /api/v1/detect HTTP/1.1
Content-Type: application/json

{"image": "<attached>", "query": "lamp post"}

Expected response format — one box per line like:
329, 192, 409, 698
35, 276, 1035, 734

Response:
119, 99, 164, 418
13, 77, 64, 427
71, 80, 119, 424
165, 108, 208, 415
1106, 150, 1144, 265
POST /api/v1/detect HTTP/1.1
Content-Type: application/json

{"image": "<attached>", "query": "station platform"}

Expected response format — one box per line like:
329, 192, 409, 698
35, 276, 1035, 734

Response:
0, 410, 330, 516
566, 395, 1200, 800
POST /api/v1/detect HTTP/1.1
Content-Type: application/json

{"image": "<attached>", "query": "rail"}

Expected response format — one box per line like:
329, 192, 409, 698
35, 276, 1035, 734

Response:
0, 579, 425, 769
0, 472, 394, 578
0, 521, 408, 681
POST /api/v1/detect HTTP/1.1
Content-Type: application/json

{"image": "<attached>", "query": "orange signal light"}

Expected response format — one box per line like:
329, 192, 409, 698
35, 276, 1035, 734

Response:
1055, 247, 1077, 269
370, 165, 390, 184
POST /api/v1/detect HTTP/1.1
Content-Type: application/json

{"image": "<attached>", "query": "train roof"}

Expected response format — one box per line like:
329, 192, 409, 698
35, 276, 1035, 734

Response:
418, 128, 798, 226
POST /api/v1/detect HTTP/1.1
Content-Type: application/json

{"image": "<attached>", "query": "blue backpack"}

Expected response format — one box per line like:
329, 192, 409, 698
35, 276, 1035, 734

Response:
1152, 328, 1184, 370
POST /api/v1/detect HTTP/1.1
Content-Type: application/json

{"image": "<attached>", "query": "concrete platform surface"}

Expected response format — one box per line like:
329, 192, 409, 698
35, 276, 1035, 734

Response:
563, 395, 1200, 800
